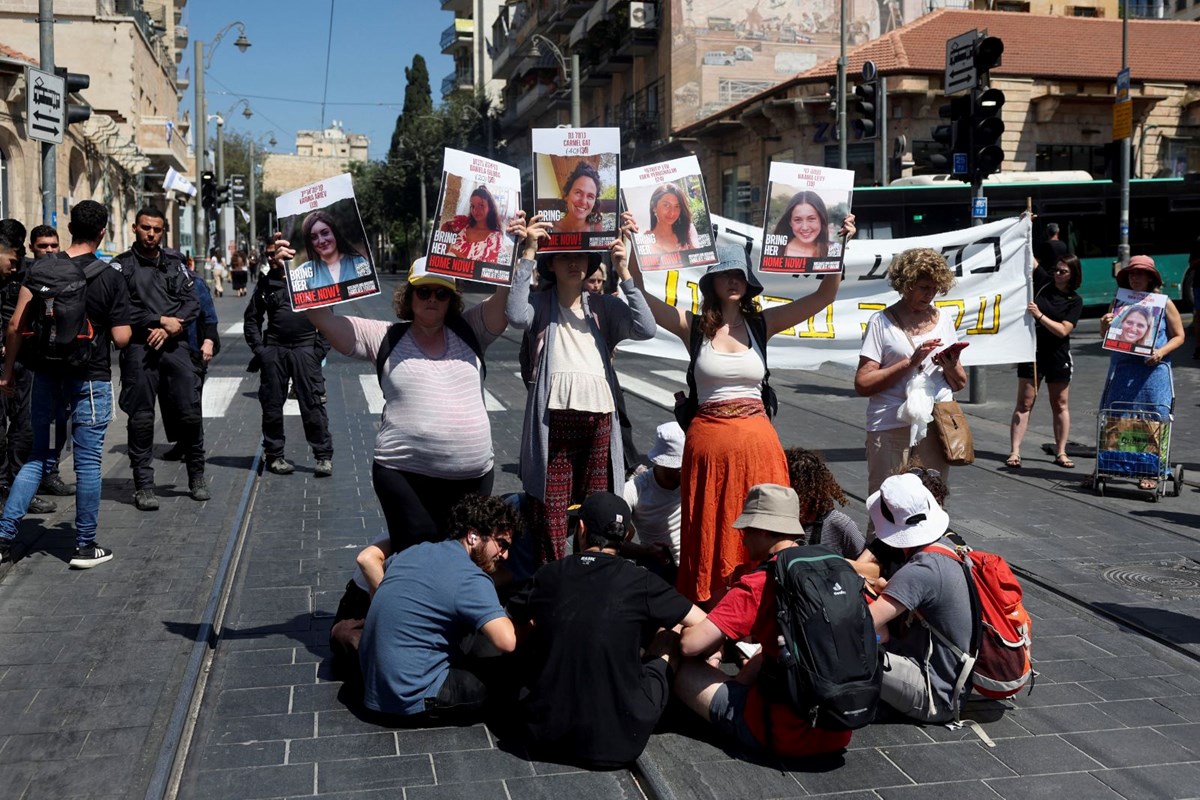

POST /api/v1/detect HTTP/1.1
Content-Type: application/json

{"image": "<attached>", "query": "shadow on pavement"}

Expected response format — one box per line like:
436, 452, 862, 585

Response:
1093, 603, 1200, 644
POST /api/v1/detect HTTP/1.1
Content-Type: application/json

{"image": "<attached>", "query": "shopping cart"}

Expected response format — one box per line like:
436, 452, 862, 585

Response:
1092, 401, 1184, 501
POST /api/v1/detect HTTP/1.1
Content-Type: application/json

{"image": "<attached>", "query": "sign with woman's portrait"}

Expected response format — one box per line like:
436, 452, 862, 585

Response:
276, 173, 379, 311
533, 127, 620, 252
427, 148, 521, 286
760, 163, 854, 275
619, 155, 718, 272
1104, 288, 1167, 357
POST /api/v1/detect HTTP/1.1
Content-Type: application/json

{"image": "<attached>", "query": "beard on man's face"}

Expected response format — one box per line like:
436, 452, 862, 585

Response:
469, 540, 498, 574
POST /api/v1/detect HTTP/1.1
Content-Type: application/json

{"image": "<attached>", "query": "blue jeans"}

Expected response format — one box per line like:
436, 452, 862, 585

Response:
0, 375, 112, 549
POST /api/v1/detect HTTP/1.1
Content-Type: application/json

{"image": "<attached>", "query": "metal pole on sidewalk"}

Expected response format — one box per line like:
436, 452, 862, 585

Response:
248, 139, 257, 254
879, 77, 888, 186
216, 116, 225, 256
570, 53, 581, 129
194, 40, 206, 259
39, 0, 55, 226
968, 82, 986, 405
837, 0, 847, 170
1117, 3, 1130, 270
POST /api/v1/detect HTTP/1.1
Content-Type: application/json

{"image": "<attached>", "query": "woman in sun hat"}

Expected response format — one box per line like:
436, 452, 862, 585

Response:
625, 213, 855, 606
867, 473, 973, 723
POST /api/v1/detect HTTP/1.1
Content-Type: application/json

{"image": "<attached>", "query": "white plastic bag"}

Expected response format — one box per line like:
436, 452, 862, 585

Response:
897, 372, 935, 446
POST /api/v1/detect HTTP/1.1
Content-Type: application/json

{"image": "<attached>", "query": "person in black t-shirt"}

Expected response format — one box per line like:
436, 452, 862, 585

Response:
1007, 253, 1083, 469
0, 201, 132, 568
509, 492, 704, 768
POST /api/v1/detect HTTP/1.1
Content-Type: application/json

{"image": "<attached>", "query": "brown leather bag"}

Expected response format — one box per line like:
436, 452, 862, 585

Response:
932, 400, 975, 466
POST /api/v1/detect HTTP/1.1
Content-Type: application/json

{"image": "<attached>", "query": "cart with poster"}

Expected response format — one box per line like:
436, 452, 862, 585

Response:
1092, 396, 1183, 501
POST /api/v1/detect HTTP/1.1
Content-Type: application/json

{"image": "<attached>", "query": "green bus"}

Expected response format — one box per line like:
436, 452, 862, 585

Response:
851, 173, 1198, 309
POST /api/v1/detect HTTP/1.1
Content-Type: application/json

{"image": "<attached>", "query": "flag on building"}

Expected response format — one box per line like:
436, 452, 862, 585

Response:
164, 166, 197, 197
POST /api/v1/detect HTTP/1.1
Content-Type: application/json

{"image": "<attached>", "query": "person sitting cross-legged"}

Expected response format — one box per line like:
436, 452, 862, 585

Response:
509, 492, 705, 768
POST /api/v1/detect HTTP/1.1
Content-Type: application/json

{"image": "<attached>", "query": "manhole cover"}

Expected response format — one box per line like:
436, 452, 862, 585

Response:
1100, 560, 1200, 599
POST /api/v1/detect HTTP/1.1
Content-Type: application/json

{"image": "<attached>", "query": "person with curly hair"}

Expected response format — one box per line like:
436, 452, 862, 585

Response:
784, 447, 864, 559
625, 213, 855, 605
554, 161, 605, 234
855, 248, 967, 502
442, 185, 512, 264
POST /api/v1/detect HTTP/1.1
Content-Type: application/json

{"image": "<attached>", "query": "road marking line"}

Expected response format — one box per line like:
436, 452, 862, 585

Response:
223, 321, 244, 336
651, 369, 687, 384
203, 377, 243, 418
616, 372, 675, 409
359, 375, 384, 414
283, 398, 300, 416
484, 390, 505, 412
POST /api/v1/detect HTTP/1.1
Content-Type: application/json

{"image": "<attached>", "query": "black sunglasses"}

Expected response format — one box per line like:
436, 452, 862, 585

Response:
414, 286, 453, 301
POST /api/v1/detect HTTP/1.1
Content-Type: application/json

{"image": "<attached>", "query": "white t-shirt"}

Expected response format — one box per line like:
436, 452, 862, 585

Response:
623, 469, 681, 564
859, 309, 958, 432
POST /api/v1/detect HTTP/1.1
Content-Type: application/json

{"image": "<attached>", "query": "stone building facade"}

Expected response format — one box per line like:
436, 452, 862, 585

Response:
262, 122, 370, 196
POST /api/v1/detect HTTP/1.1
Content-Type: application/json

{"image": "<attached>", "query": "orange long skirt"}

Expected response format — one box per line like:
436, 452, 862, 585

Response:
676, 404, 788, 604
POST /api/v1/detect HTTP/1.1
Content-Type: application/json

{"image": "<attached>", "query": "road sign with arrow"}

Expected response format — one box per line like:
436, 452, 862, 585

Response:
26, 67, 65, 145
944, 30, 978, 96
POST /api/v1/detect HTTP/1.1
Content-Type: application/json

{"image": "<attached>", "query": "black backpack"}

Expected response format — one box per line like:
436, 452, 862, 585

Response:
759, 545, 882, 732
374, 318, 486, 384
19, 255, 108, 371
674, 313, 777, 430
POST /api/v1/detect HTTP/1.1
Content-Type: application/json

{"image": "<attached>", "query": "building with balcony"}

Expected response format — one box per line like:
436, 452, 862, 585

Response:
0, 0, 189, 252
439, 0, 504, 100
262, 122, 370, 196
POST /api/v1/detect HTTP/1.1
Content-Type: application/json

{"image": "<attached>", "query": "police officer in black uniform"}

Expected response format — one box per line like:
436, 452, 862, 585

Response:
244, 241, 334, 476
113, 207, 207, 510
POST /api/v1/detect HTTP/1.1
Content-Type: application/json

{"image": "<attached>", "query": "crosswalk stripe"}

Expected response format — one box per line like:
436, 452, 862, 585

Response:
615, 371, 675, 409
484, 390, 505, 412
651, 369, 687, 384
203, 377, 243, 418
283, 398, 300, 416
223, 321, 244, 336
358, 375, 384, 414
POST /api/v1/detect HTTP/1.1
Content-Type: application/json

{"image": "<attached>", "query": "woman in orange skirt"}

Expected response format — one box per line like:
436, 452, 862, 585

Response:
625, 215, 853, 603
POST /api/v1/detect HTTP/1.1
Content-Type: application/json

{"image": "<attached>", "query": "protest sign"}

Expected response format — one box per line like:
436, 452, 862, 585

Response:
427, 148, 521, 286
760, 163, 854, 275
1103, 289, 1166, 357
620, 155, 718, 271
533, 127, 619, 252
276, 173, 378, 311
619, 213, 1036, 370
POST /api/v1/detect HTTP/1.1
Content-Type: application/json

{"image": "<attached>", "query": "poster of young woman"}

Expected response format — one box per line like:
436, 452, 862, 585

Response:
760, 162, 854, 275
619, 155, 718, 271
532, 127, 620, 252
427, 148, 521, 286
1103, 288, 1167, 357
276, 172, 379, 311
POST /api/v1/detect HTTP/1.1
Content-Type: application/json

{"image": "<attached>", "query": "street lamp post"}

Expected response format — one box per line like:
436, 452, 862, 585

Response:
210, 99, 252, 260
530, 34, 580, 127
193, 22, 250, 258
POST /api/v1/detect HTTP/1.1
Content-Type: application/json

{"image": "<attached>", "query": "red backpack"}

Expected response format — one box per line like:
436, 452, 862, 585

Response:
921, 542, 1034, 702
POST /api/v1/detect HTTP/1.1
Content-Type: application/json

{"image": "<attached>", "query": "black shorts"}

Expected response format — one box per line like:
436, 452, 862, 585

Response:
1017, 351, 1072, 384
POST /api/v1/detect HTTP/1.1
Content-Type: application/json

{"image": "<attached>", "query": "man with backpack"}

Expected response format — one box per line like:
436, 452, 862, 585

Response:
113, 207, 206, 509
243, 241, 333, 476
676, 484, 868, 758
0, 200, 131, 568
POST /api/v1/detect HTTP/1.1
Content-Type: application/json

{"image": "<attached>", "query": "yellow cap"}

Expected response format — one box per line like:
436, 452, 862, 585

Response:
407, 257, 457, 292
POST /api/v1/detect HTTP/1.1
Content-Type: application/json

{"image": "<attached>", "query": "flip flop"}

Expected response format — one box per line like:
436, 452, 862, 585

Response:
1138, 478, 1158, 491
1054, 453, 1075, 469
1005, 455, 1022, 468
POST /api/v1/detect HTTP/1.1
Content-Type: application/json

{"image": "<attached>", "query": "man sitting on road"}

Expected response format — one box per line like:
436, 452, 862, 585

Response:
358, 494, 520, 723
675, 484, 854, 758
509, 492, 705, 768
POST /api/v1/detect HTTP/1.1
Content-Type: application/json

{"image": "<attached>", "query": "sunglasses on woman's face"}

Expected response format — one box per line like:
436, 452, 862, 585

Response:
414, 286, 453, 301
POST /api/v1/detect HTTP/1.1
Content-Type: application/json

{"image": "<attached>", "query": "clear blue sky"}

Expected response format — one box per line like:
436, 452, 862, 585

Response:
181, 1, 456, 160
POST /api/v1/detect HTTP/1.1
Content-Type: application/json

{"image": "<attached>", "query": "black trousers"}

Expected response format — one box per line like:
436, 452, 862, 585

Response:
258, 344, 333, 460
119, 342, 204, 488
0, 365, 32, 486
371, 461, 494, 552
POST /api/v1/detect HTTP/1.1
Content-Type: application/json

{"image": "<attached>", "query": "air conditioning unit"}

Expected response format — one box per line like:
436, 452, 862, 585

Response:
631, 1, 659, 30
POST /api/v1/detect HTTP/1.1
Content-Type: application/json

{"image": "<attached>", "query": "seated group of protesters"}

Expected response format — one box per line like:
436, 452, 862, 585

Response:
329, 434, 972, 768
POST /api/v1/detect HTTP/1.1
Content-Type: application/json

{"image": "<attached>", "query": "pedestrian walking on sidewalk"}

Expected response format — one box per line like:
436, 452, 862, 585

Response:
0, 201, 131, 568
1007, 254, 1083, 469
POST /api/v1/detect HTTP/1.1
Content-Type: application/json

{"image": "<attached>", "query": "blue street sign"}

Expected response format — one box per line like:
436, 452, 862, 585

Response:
51, 211, 57, 227
953, 152, 968, 175
972, 197, 988, 219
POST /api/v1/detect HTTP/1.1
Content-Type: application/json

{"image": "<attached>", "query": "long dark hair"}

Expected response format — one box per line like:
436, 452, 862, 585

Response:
562, 161, 602, 224
698, 282, 759, 339
468, 185, 501, 232
302, 210, 364, 264
648, 183, 693, 246
1055, 254, 1083, 292
772, 190, 830, 257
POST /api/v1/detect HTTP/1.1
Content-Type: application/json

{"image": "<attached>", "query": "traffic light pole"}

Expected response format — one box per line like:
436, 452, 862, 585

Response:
39, 0, 55, 226
194, 40, 206, 259
249, 139, 257, 256
968, 82, 987, 405
878, 77, 888, 185
837, 0, 847, 170
216, 116, 225, 258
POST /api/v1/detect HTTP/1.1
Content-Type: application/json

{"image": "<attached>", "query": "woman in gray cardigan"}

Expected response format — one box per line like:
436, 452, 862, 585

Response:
506, 227, 656, 565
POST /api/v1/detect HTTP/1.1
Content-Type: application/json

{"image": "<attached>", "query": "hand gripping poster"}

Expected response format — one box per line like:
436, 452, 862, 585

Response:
620, 155, 718, 271
760, 162, 854, 275
1103, 288, 1167, 357
532, 127, 620, 252
427, 148, 521, 286
276, 173, 379, 311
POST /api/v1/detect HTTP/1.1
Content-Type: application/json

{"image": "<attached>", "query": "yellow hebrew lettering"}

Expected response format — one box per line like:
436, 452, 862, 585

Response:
858, 302, 886, 335
665, 271, 701, 315
966, 294, 1001, 334
797, 304, 835, 339
934, 299, 966, 330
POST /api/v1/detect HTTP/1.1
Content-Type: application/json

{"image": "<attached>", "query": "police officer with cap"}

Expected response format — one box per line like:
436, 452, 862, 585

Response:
112, 207, 207, 510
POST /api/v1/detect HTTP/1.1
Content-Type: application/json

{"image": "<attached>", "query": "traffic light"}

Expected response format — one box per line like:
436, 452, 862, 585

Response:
828, 83, 838, 116
216, 182, 231, 207
852, 79, 880, 140
53, 68, 92, 126
921, 96, 970, 177
201, 171, 216, 212
967, 36, 1006, 183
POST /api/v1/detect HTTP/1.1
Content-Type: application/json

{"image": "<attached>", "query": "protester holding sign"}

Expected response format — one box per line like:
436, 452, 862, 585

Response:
269, 213, 538, 552
506, 219, 656, 566
625, 215, 853, 605
854, 249, 967, 502
1098, 256, 1185, 491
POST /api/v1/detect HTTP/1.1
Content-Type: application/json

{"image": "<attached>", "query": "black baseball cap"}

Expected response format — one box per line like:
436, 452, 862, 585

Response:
569, 492, 631, 541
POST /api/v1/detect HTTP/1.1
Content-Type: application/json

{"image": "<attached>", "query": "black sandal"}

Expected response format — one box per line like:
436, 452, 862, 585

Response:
1053, 453, 1075, 469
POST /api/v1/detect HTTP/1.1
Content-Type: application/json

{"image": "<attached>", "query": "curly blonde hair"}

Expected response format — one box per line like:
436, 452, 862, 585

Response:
888, 248, 956, 295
